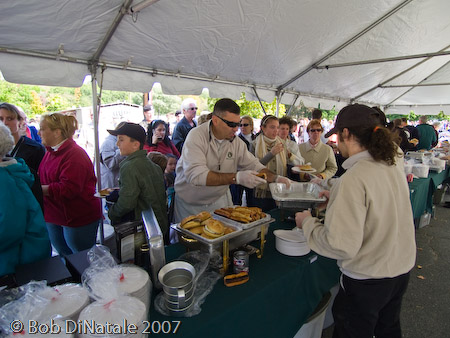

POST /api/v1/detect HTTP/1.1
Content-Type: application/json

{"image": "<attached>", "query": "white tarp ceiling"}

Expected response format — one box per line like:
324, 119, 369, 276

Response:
1, 0, 449, 115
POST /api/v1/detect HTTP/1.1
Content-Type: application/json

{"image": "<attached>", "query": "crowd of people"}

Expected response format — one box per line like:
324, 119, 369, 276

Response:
2, 96, 448, 337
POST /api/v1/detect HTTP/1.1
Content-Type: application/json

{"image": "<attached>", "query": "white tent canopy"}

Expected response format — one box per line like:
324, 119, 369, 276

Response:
1, 0, 450, 115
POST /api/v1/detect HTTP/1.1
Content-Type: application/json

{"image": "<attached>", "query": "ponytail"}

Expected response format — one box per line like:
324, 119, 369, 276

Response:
346, 125, 400, 165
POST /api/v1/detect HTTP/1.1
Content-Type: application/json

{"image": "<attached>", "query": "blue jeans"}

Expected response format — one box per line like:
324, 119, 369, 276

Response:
46, 220, 100, 257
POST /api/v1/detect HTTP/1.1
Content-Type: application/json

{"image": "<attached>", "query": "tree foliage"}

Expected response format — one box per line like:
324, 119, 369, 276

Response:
207, 92, 285, 118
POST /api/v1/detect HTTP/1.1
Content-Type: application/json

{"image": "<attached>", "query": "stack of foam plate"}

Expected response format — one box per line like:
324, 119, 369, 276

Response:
273, 228, 311, 256
117, 266, 151, 313
33, 284, 90, 321
89, 266, 151, 314
78, 296, 146, 338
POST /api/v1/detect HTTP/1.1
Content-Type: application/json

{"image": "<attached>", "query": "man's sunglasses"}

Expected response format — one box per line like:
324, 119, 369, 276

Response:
309, 128, 323, 132
240, 123, 249, 127
187, 107, 198, 111
215, 115, 240, 128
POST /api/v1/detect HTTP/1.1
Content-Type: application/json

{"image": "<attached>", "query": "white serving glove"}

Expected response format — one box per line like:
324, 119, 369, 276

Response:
236, 170, 266, 188
275, 175, 292, 189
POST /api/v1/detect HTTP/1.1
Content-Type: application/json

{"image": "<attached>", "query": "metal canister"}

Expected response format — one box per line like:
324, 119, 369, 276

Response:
140, 243, 150, 272
233, 250, 249, 274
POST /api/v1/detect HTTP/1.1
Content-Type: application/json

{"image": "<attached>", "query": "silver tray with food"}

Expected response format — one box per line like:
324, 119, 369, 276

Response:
174, 211, 243, 244
173, 211, 270, 254
213, 206, 273, 229
269, 182, 326, 210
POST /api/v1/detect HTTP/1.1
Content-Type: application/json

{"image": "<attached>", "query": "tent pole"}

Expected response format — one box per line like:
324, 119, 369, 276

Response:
384, 58, 450, 107
287, 94, 299, 116
252, 86, 266, 115
90, 64, 104, 245
353, 44, 450, 103
275, 91, 283, 117
277, 0, 413, 91
315, 50, 450, 69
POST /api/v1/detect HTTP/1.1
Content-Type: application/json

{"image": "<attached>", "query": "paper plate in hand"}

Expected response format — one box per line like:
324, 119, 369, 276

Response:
291, 166, 317, 174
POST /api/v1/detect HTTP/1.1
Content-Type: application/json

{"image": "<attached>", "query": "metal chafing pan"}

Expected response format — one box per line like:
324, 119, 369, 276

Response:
172, 216, 274, 254
213, 212, 272, 229
269, 182, 326, 210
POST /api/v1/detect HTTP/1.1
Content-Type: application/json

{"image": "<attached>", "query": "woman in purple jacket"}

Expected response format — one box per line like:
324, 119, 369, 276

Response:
38, 113, 102, 256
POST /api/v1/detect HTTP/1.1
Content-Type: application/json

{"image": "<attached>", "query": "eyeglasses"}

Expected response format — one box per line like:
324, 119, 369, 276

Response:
187, 107, 198, 111
309, 129, 322, 133
240, 123, 249, 127
215, 115, 240, 128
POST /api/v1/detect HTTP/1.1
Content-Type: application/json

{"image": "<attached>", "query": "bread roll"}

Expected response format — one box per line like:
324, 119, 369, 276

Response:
196, 211, 212, 222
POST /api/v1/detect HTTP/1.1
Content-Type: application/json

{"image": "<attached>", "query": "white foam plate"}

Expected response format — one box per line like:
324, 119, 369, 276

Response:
274, 229, 310, 256
291, 166, 317, 174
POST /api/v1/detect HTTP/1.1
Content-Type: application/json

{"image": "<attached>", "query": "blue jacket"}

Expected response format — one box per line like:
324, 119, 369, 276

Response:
0, 158, 51, 276
172, 117, 196, 154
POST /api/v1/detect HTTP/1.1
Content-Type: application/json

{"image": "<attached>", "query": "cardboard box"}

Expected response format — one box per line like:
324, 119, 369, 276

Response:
114, 221, 147, 264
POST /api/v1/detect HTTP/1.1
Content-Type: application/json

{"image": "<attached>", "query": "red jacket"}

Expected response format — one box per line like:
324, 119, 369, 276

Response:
144, 140, 180, 158
38, 139, 102, 227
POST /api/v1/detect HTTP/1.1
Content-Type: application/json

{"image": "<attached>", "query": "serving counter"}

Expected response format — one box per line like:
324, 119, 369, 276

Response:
149, 209, 340, 337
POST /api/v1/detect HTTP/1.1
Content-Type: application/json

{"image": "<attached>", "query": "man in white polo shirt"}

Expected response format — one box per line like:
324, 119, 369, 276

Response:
174, 98, 289, 221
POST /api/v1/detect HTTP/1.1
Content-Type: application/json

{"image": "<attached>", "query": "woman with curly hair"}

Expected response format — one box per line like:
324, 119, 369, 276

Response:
296, 104, 415, 338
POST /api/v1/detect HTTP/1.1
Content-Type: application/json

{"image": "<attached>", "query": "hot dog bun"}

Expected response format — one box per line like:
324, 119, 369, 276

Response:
224, 272, 249, 287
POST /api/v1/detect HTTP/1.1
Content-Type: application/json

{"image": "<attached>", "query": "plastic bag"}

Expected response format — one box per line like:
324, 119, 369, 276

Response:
82, 245, 151, 316
154, 250, 222, 317
0, 281, 49, 336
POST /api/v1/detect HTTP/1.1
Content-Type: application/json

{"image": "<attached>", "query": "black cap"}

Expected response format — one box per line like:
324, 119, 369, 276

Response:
325, 104, 381, 138
107, 122, 146, 144
143, 104, 153, 112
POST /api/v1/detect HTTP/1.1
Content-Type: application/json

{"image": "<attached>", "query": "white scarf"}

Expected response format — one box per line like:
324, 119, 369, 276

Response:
254, 134, 287, 198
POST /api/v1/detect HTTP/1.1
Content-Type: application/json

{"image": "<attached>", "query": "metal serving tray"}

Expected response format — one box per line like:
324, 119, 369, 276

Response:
172, 217, 274, 254
213, 212, 273, 229
269, 182, 326, 210
173, 220, 243, 244
405, 151, 433, 160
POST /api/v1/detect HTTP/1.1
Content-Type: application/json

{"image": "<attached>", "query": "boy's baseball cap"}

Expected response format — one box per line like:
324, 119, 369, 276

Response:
107, 122, 146, 144
325, 104, 381, 138
143, 104, 153, 112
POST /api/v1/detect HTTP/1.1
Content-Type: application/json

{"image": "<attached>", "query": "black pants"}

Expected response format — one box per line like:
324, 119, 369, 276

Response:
332, 272, 410, 338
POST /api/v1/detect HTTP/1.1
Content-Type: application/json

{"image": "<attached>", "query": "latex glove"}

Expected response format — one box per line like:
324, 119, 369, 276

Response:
236, 170, 266, 188
275, 175, 292, 189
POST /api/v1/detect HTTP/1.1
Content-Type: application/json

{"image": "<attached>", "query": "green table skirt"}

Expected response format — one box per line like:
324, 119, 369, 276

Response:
409, 167, 450, 219
149, 209, 340, 337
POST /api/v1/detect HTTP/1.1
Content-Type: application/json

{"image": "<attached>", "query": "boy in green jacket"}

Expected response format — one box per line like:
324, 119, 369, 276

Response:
107, 122, 168, 236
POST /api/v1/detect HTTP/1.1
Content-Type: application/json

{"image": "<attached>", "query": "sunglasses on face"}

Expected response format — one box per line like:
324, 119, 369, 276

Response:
309, 129, 323, 133
240, 123, 249, 127
187, 107, 198, 111
216, 115, 240, 128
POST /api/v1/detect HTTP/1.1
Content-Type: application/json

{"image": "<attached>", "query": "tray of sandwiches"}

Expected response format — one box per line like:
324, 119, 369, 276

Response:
213, 206, 273, 229
174, 211, 243, 244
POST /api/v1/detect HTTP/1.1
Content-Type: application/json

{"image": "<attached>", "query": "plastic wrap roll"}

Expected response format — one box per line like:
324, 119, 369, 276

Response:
78, 296, 146, 338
